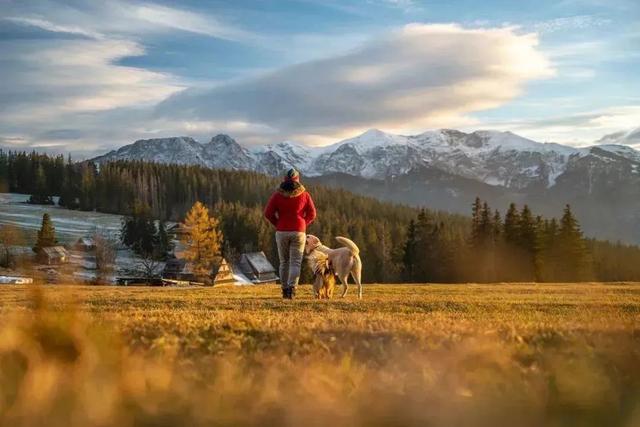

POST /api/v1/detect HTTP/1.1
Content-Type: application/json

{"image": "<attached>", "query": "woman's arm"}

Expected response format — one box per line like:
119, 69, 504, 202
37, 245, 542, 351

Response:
264, 193, 279, 226
303, 193, 317, 226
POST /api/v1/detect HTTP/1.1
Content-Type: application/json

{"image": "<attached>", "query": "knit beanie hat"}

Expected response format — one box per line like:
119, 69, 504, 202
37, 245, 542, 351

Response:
284, 168, 300, 182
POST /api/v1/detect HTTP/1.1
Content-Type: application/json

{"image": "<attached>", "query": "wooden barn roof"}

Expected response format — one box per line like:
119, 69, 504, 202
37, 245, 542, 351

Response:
240, 252, 276, 274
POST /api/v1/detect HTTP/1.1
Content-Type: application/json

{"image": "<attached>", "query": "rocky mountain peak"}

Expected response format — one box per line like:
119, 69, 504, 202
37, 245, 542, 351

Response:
208, 134, 238, 147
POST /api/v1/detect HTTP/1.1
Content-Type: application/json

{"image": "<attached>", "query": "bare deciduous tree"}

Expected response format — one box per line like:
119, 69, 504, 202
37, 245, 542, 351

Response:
92, 229, 117, 284
136, 255, 163, 282
0, 224, 24, 268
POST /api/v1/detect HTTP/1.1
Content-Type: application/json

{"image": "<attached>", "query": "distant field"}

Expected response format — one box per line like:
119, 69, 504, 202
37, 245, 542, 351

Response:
0, 283, 638, 426
0, 193, 123, 242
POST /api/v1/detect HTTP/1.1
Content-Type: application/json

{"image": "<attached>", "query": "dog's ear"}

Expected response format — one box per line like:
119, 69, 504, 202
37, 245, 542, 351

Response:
305, 235, 319, 254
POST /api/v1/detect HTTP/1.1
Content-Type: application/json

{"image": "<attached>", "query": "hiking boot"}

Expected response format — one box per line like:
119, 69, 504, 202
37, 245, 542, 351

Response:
290, 286, 296, 299
282, 287, 292, 299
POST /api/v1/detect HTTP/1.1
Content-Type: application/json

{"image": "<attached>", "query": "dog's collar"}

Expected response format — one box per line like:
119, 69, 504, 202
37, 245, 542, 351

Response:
305, 240, 321, 254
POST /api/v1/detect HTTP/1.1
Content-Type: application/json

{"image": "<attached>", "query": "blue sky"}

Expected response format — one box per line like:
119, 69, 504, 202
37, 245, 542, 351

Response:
0, 0, 638, 156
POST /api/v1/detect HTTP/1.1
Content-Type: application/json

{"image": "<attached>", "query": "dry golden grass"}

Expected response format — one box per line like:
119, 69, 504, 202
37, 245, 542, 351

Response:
0, 283, 639, 426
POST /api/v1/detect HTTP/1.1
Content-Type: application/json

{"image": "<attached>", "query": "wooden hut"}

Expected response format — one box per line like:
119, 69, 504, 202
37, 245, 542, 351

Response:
235, 252, 278, 285
162, 258, 196, 282
211, 258, 235, 286
39, 246, 69, 265
74, 237, 96, 251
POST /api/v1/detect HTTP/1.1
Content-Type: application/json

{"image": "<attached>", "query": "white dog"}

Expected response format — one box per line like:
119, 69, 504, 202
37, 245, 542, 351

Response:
305, 235, 363, 299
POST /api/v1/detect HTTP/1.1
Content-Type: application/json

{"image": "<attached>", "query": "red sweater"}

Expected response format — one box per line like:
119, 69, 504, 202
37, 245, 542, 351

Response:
264, 188, 316, 232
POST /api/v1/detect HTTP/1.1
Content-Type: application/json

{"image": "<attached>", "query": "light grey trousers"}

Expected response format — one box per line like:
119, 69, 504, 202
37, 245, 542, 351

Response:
275, 231, 305, 289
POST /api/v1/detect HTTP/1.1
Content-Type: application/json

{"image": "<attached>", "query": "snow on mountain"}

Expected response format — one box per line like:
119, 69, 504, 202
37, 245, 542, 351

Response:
311, 129, 588, 188
252, 141, 321, 174
203, 134, 256, 170
93, 136, 209, 166
92, 128, 640, 190
324, 128, 411, 152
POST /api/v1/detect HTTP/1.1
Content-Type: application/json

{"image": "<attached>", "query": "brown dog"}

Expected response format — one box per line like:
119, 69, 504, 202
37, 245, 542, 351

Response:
316, 265, 336, 299
306, 249, 336, 299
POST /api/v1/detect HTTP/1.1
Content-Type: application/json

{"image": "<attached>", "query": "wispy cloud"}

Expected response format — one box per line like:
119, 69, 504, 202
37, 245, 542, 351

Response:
2, 1, 254, 42
3, 16, 102, 38
532, 14, 612, 33
128, 2, 254, 41
156, 24, 554, 144
473, 105, 640, 145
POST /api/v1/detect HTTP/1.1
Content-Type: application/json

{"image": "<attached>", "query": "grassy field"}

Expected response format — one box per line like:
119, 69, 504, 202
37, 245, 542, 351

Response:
0, 283, 639, 426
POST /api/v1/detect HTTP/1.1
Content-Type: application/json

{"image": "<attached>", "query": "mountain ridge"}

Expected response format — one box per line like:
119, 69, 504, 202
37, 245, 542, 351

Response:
91, 128, 640, 190
90, 127, 640, 243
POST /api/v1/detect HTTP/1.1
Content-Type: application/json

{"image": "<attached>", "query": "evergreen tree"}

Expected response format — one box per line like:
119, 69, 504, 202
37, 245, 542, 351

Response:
79, 163, 96, 211
28, 164, 54, 204
470, 197, 483, 247
182, 201, 223, 276
492, 210, 502, 240
120, 203, 158, 257
402, 220, 418, 282
157, 220, 174, 260
504, 203, 520, 245
536, 218, 560, 281
518, 205, 537, 251
409, 210, 453, 282
59, 158, 80, 209
479, 202, 493, 246
34, 213, 56, 252
557, 205, 593, 281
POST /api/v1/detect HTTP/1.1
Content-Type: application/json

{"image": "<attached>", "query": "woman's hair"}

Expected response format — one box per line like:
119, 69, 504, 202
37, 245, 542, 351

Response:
280, 180, 301, 192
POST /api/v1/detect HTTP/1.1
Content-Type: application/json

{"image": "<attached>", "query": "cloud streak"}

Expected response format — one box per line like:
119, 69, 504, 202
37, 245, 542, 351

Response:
471, 105, 640, 146
155, 24, 554, 143
1, 0, 253, 42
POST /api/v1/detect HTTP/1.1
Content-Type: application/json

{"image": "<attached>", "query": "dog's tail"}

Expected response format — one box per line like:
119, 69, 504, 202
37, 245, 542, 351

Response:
335, 236, 360, 255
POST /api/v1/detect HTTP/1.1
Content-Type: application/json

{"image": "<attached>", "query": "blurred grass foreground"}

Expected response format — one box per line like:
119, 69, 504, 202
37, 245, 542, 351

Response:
0, 283, 639, 426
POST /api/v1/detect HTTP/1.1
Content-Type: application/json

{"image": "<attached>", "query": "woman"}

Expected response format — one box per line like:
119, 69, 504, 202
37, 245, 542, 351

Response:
264, 169, 316, 299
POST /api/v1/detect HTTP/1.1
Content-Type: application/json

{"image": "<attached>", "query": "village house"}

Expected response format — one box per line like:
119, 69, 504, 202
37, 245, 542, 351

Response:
162, 257, 196, 283
39, 246, 69, 265
162, 257, 237, 286
235, 252, 278, 285
211, 258, 235, 285
74, 237, 96, 252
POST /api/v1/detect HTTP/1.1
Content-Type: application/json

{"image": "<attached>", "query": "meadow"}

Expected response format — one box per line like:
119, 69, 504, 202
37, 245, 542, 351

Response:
0, 283, 639, 426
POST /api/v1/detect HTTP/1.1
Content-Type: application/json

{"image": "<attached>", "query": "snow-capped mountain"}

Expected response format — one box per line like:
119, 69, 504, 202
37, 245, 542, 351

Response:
94, 136, 209, 166
91, 128, 640, 242
92, 128, 640, 191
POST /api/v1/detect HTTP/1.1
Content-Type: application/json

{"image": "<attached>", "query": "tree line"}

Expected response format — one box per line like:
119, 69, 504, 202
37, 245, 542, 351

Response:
2, 150, 640, 283
402, 198, 597, 283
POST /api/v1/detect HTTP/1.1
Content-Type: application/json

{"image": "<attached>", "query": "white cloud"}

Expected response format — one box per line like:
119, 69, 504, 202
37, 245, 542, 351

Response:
0, 37, 184, 154
0, 0, 258, 154
2, 1, 253, 42
0, 38, 182, 117
128, 2, 253, 41
155, 24, 554, 144
473, 105, 640, 146
4, 16, 103, 38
